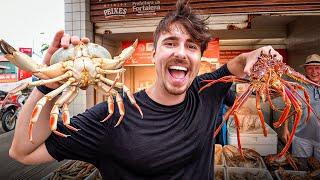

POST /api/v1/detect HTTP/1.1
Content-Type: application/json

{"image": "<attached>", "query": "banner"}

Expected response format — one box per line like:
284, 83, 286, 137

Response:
122, 40, 154, 65
18, 48, 33, 80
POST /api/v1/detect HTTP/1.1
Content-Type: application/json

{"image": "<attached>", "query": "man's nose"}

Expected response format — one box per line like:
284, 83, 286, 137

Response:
174, 45, 187, 59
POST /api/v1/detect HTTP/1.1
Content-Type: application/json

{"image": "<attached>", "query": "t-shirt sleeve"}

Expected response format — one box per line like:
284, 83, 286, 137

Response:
45, 101, 110, 163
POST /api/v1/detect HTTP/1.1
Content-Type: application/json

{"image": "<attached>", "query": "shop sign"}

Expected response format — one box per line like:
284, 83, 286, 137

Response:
202, 38, 220, 63
18, 48, 33, 80
122, 40, 154, 66
0, 59, 18, 83
0, 73, 17, 83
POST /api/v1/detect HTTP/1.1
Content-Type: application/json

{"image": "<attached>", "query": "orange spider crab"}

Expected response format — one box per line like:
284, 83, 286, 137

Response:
200, 52, 320, 158
0, 39, 143, 141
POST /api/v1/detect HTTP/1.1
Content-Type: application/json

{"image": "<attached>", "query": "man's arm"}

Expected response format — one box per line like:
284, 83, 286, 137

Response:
9, 88, 56, 164
227, 46, 282, 77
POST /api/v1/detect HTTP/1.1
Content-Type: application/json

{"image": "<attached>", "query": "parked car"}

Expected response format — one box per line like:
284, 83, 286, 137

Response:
0, 92, 28, 132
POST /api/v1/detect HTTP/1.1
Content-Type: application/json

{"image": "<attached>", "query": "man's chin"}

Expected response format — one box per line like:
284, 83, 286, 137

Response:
165, 85, 187, 95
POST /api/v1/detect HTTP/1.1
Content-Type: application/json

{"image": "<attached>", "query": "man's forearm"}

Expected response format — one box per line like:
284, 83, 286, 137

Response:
226, 53, 247, 77
10, 87, 56, 158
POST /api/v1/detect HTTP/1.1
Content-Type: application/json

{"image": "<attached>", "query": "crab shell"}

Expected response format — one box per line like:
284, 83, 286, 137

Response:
50, 43, 112, 65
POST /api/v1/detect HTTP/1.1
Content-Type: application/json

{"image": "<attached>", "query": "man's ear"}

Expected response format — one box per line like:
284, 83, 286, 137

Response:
152, 49, 156, 63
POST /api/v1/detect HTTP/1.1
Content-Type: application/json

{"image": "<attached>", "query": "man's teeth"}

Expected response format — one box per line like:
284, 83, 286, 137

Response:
169, 66, 187, 71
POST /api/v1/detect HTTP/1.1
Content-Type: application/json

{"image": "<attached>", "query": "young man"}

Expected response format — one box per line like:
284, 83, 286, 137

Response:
275, 54, 320, 160
9, 1, 282, 179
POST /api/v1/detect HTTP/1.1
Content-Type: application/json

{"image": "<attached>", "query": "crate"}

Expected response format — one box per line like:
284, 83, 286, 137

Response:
214, 166, 226, 180
227, 119, 277, 156
227, 167, 273, 180
274, 170, 308, 180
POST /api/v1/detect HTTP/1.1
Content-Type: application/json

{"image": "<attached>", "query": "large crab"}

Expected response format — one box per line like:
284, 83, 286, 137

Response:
0, 39, 143, 141
200, 52, 320, 158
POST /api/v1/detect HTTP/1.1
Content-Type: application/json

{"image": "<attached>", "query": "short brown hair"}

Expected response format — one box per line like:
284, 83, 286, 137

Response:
153, 0, 211, 55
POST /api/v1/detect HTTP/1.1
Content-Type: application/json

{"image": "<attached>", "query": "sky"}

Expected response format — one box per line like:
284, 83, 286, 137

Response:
0, 0, 64, 58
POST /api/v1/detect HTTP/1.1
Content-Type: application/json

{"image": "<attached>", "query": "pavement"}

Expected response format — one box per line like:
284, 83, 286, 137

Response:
0, 130, 65, 179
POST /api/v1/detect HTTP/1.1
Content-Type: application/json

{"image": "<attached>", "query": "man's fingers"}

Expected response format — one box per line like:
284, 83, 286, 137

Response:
81, 37, 90, 44
51, 30, 65, 49
71, 36, 80, 45
61, 34, 71, 48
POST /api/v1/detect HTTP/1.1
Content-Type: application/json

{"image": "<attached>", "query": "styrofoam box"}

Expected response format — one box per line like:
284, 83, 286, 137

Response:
227, 119, 277, 156
214, 166, 226, 180
274, 170, 308, 180
227, 167, 273, 180
223, 150, 267, 169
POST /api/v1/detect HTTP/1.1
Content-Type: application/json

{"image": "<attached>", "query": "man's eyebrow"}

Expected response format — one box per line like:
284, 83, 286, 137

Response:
162, 36, 179, 42
162, 36, 199, 44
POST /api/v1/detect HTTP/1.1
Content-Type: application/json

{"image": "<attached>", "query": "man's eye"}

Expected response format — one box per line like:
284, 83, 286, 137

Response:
188, 44, 199, 50
165, 42, 175, 47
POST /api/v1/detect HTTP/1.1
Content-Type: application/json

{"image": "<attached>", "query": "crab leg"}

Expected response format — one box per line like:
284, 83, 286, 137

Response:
7, 71, 72, 97
256, 90, 268, 136
96, 67, 126, 74
278, 87, 302, 157
233, 112, 244, 157
214, 85, 254, 138
273, 86, 292, 128
99, 75, 123, 88
284, 81, 317, 122
101, 96, 115, 122
95, 83, 114, 122
29, 78, 75, 141
286, 66, 320, 88
199, 75, 249, 93
123, 86, 143, 118
51, 86, 80, 133
98, 82, 125, 126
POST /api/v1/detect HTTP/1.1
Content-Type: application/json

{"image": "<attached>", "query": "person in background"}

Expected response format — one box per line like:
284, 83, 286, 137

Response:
9, 0, 282, 179
273, 54, 320, 160
216, 90, 235, 145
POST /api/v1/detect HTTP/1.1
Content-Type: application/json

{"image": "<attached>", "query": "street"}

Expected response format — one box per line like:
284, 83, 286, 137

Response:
0, 128, 65, 179
0, 123, 6, 134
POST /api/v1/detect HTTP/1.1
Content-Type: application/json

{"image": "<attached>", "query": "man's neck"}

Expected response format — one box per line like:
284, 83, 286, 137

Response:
145, 85, 186, 106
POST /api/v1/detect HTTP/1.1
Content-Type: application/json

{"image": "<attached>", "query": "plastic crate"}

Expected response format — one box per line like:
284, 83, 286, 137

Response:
214, 166, 226, 180
227, 167, 273, 180
223, 147, 267, 169
227, 119, 277, 156
274, 169, 308, 180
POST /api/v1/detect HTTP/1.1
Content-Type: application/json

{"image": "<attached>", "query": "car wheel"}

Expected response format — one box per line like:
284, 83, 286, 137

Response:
1, 110, 16, 132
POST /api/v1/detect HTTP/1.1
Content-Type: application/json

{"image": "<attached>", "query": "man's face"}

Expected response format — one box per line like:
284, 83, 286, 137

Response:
304, 65, 320, 84
153, 22, 201, 95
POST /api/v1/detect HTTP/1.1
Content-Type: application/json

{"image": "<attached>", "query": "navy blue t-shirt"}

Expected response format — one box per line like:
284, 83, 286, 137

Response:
45, 64, 232, 179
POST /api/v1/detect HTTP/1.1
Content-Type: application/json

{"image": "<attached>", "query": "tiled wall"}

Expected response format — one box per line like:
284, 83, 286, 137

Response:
64, 0, 94, 116
286, 16, 320, 73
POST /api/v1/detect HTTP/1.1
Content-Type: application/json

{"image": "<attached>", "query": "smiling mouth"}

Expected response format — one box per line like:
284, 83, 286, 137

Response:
168, 65, 188, 79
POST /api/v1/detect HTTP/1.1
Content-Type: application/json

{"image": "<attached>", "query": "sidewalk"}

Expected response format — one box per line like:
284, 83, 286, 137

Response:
0, 131, 65, 179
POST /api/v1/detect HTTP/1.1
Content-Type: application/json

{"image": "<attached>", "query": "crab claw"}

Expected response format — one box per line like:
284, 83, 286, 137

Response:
113, 39, 138, 68
0, 39, 45, 73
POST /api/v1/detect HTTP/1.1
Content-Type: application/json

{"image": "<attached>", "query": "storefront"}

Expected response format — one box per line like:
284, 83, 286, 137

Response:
68, 0, 318, 105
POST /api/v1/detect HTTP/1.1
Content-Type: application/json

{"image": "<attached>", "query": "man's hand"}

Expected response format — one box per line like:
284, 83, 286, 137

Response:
281, 126, 290, 143
227, 46, 283, 77
243, 46, 283, 76
41, 30, 90, 89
